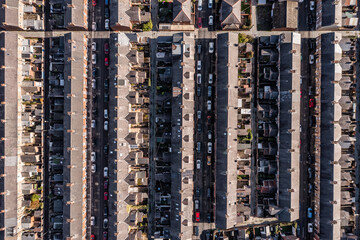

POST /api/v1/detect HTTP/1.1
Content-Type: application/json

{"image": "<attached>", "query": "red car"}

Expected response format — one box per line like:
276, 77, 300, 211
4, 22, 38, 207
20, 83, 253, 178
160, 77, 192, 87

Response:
104, 42, 109, 55
91, 234, 95, 240
197, 17, 202, 28
195, 212, 200, 222
92, 0, 96, 6
104, 192, 108, 200
104, 57, 109, 66
309, 98, 314, 108
104, 179, 109, 190
103, 231, 108, 240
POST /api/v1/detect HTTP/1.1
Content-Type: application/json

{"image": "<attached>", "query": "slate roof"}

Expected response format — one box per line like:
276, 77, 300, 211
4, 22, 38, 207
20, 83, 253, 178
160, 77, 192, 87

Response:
220, 0, 241, 29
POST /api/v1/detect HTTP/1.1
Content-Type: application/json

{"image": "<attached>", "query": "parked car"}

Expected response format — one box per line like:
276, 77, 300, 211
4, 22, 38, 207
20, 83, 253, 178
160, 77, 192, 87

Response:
209, 42, 214, 53
104, 167, 109, 177
103, 218, 108, 229
209, 15, 214, 25
92, 68, 97, 78
91, 152, 96, 162
103, 231, 108, 240
195, 188, 200, 197
208, 73, 213, 84
310, 1, 315, 10
309, 98, 314, 108
91, 42, 96, 51
195, 200, 199, 210
104, 121, 108, 131
197, 74, 202, 84
195, 212, 200, 222
105, 19, 110, 30
207, 156, 211, 165
105, 7, 110, 18
104, 205, 108, 217
104, 42, 109, 55
92, 79, 96, 89
308, 167, 312, 178
208, 86, 212, 97
92, 22, 97, 30
91, 234, 95, 240
197, 142, 201, 153
91, 216, 96, 226
308, 223, 313, 233
307, 14, 313, 25
198, 44, 202, 54
197, 60, 201, 71
308, 183, 313, 193
92, 0, 96, 6
197, 123, 202, 132
207, 100, 211, 111
104, 57, 109, 66
208, 0, 213, 8
197, 87, 201, 96
197, 17, 202, 28
91, 120, 96, 128
104, 179, 109, 190
197, 111, 201, 119
104, 192, 108, 200
307, 208, 313, 218
197, 159, 201, 169
309, 54, 314, 64
208, 131, 212, 140
104, 109, 108, 118
91, 164, 96, 173
207, 142, 212, 153
198, 0, 202, 11
92, 53, 97, 64
207, 213, 211, 223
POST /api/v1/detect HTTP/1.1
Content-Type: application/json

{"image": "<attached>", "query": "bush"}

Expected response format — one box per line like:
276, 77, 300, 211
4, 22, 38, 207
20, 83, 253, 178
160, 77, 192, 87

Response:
142, 20, 153, 31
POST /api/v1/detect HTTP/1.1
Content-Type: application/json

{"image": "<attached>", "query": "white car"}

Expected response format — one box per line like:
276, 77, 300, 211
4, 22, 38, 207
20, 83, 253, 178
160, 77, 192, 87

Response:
308, 223, 313, 233
91, 164, 96, 173
209, 74, 213, 84
207, 100, 211, 111
209, 42, 214, 53
91, 216, 96, 226
91, 119, 96, 128
195, 199, 200, 209
196, 160, 201, 169
197, 74, 202, 84
104, 109, 108, 118
208, 131, 212, 140
209, 15, 214, 26
208, 0, 213, 8
91, 42, 96, 51
309, 54, 314, 64
197, 60, 201, 71
207, 142, 212, 154
105, 19, 110, 30
310, 1, 315, 11
91, 152, 96, 162
92, 79, 96, 89
104, 167, 109, 178
92, 22, 97, 31
197, 110, 201, 119
104, 120, 108, 131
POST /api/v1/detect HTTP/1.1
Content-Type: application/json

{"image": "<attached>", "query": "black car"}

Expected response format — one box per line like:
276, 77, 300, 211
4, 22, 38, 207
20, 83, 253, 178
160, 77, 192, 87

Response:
104, 205, 108, 218
195, 188, 200, 197
105, 8, 110, 18
104, 93, 109, 102
197, 123, 201, 132
207, 213, 211, 223
197, 87, 201, 96
92, 68, 97, 78
104, 145, 108, 154
104, 79, 109, 90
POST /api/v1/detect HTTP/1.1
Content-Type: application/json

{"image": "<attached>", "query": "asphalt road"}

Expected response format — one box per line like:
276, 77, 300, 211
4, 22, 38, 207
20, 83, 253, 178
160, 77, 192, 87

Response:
299, 37, 315, 239
90, 0, 110, 238
194, 36, 216, 239
298, 0, 316, 31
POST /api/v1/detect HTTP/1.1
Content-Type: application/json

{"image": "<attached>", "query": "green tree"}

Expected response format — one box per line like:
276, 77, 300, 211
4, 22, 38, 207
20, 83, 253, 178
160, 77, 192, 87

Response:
142, 20, 153, 31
